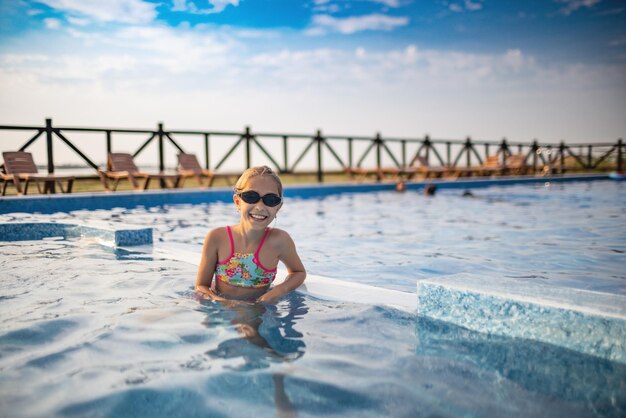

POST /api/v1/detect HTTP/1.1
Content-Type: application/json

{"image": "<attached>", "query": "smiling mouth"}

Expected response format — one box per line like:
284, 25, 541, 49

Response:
249, 213, 268, 221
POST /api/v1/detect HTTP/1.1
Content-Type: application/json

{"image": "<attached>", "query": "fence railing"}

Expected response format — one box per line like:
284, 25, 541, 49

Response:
1, 119, 623, 183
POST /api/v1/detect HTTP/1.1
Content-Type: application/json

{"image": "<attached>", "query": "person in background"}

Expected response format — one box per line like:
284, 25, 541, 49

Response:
424, 184, 437, 196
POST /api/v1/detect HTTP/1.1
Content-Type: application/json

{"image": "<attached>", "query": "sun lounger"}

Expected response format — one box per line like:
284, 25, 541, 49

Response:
98, 153, 181, 191
504, 154, 529, 175
403, 156, 451, 179
176, 153, 215, 187
1, 151, 74, 195
478, 155, 506, 176
345, 166, 402, 181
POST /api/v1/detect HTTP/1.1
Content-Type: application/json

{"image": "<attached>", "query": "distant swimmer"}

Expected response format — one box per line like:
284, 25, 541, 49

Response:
424, 184, 437, 196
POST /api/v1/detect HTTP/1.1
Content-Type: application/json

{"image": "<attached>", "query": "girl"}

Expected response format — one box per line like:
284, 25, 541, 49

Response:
195, 166, 306, 304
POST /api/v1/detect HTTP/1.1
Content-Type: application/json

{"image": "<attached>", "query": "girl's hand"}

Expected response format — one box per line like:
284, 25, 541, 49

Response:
256, 292, 277, 304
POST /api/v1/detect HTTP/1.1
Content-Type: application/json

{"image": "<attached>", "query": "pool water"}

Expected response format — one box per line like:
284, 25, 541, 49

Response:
1, 180, 625, 417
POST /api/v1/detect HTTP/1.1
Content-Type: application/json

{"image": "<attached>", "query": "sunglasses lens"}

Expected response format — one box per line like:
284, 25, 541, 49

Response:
262, 194, 282, 207
239, 191, 281, 207
240, 191, 261, 204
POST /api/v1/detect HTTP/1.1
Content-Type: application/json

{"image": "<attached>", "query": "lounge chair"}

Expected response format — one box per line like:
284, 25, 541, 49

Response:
0, 170, 21, 196
345, 165, 402, 181
504, 154, 529, 175
1, 151, 74, 195
177, 153, 215, 187
403, 156, 451, 179
98, 153, 181, 191
477, 155, 505, 176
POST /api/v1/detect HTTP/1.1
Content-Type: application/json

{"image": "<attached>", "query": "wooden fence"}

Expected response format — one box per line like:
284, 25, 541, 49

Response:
1, 119, 623, 184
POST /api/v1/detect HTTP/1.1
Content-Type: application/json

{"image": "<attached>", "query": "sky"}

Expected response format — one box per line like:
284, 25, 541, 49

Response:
0, 0, 625, 165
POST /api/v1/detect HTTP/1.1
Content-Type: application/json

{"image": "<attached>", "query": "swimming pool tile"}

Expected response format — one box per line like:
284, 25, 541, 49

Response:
417, 274, 626, 363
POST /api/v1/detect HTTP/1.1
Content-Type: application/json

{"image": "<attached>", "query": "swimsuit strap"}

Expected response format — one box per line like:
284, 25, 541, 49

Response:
254, 228, 271, 259
225, 225, 235, 258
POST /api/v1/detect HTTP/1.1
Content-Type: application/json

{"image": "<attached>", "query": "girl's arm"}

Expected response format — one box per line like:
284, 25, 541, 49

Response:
257, 230, 306, 304
195, 228, 221, 299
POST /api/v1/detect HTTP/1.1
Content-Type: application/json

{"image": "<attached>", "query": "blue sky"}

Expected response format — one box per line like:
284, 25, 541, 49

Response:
0, 0, 625, 157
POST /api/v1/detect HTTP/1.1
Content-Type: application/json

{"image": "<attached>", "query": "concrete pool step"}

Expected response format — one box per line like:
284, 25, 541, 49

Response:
0, 221, 152, 246
418, 274, 626, 363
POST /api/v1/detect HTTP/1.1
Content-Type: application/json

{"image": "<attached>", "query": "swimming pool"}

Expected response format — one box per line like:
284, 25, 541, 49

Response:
1, 179, 625, 417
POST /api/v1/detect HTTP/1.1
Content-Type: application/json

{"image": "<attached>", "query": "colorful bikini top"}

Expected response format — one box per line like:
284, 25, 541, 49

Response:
215, 226, 277, 288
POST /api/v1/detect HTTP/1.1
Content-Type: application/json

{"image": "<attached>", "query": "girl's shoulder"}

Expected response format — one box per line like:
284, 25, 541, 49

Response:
268, 227, 290, 238
267, 227, 295, 248
205, 226, 229, 243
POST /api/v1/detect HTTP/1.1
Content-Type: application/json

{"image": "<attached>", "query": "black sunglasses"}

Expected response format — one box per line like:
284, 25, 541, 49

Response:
237, 190, 282, 207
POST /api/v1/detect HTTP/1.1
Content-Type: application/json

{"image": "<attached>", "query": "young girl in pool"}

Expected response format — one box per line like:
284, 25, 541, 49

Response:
195, 166, 306, 304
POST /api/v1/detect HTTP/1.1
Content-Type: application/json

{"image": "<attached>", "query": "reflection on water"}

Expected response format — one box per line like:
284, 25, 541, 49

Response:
202, 293, 307, 371
201, 293, 307, 418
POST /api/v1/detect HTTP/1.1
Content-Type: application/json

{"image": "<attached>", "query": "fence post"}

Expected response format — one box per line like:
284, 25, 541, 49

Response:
559, 141, 565, 174
45, 118, 54, 174
618, 138, 623, 172
401, 140, 407, 168
348, 138, 353, 171
157, 122, 165, 171
446, 140, 451, 166
244, 126, 252, 169
43, 118, 55, 193
587, 144, 592, 169
106, 130, 112, 170
157, 123, 165, 186
424, 135, 431, 162
204, 133, 210, 169
375, 132, 382, 182
282, 135, 288, 173
315, 130, 323, 183
465, 137, 472, 167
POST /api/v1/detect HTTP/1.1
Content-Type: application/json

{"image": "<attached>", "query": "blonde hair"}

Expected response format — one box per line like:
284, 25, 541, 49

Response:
234, 166, 283, 197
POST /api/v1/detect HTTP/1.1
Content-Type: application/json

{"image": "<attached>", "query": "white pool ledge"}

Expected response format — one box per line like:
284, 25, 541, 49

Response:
152, 243, 418, 313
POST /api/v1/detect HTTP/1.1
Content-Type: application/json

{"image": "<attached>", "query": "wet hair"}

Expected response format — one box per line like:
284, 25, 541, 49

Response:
234, 166, 283, 197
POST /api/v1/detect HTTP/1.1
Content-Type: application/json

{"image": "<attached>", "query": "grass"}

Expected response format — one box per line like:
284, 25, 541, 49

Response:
1, 166, 618, 197
0, 172, 363, 196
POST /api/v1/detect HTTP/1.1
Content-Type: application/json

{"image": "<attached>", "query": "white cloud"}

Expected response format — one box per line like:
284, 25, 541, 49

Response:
44, 18, 62, 29
448, 0, 483, 13
34, 0, 158, 24
313, 0, 403, 12
1, 18, 623, 147
309, 13, 410, 35
556, 0, 602, 15
464, 0, 483, 11
66, 16, 90, 26
170, 0, 240, 15
449, 4, 463, 13
372, 0, 403, 7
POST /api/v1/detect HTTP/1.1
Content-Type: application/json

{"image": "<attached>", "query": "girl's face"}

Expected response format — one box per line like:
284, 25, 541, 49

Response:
234, 175, 282, 230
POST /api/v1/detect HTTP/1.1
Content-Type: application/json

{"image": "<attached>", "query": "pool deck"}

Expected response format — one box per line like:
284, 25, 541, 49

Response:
0, 173, 609, 214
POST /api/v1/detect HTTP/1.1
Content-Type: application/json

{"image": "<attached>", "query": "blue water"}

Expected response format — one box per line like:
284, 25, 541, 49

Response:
0, 180, 625, 417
